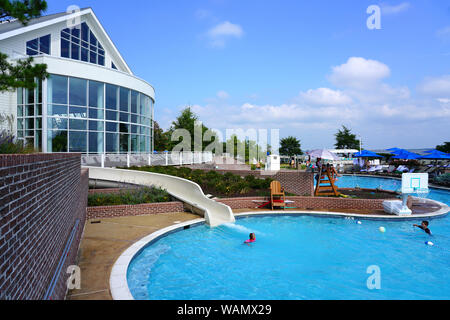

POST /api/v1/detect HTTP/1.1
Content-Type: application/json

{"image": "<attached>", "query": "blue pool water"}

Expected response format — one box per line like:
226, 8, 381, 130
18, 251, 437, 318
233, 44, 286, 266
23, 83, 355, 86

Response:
127, 176, 450, 300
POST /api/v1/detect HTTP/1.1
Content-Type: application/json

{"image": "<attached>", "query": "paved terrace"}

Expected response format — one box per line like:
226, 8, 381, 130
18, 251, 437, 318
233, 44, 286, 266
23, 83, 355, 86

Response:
67, 198, 446, 301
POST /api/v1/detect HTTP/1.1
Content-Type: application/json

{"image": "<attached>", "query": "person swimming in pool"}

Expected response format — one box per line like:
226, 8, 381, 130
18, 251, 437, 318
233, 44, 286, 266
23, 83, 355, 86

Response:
244, 233, 256, 244
414, 221, 432, 235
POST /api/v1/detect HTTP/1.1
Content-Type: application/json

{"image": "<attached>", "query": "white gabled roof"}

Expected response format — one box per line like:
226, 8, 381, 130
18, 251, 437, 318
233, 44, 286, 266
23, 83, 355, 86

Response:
0, 7, 133, 75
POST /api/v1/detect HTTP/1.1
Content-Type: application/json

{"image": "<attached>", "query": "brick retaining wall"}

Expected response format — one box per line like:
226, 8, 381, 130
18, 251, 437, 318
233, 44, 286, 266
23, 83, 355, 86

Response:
87, 201, 185, 220
217, 196, 413, 212
0, 154, 88, 300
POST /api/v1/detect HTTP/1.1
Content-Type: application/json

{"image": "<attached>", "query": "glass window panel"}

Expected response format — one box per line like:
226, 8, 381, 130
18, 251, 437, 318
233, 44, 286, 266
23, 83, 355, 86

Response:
89, 108, 103, 120
106, 133, 118, 153
89, 132, 103, 154
131, 114, 138, 124
17, 88, 23, 105
36, 118, 42, 130
71, 42, 80, 60
89, 121, 104, 131
69, 131, 87, 153
48, 75, 68, 105
81, 22, 89, 42
106, 110, 117, 121
37, 80, 42, 103
131, 135, 138, 153
71, 27, 80, 39
81, 41, 89, 48
48, 105, 68, 117
49, 131, 68, 152
90, 44, 96, 52
17, 130, 24, 138
120, 112, 129, 123
89, 81, 104, 108
89, 51, 97, 64
61, 39, 70, 58
17, 119, 24, 130
131, 91, 138, 114
25, 118, 34, 130
17, 106, 23, 117
61, 30, 70, 40
106, 122, 118, 132
35, 130, 42, 150
26, 88, 34, 104
120, 134, 129, 153
69, 119, 87, 130
140, 135, 146, 153
98, 43, 103, 50
139, 94, 146, 115
27, 47, 38, 56
111, 62, 117, 70
120, 88, 130, 112
36, 104, 42, 116
90, 31, 97, 46
105, 85, 118, 110
39, 35, 50, 54
81, 47, 89, 62
119, 123, 130, 133
69, 78, 87, 106
69, 107, 87, 118
25, 105, 34, 117
98, 49, 105, 56
131, 125, 138, 134
48, 118, 68, 130
98, 55, 105, 66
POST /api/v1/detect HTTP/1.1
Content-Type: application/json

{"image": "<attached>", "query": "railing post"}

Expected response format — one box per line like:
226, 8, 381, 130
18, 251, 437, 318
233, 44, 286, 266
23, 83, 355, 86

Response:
127, 153, 131, 168
165, 152, 169, 166
148, 153, 152, 166
180, 152, 183, 166
101, 153, 105, 168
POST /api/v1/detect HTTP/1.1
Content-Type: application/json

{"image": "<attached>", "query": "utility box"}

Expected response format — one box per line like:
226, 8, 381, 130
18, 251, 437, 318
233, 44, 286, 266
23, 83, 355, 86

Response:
266, 155, 281, 171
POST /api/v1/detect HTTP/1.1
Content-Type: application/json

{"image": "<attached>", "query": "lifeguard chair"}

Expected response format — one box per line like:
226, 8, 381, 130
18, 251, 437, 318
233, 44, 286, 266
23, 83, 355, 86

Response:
270, 181, 286, 210
315, 166, 340, 197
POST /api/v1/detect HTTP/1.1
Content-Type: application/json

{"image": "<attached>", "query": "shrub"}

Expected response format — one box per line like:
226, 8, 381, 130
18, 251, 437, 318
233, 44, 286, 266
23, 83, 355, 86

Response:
0, 131, 35, 154
436, 173, 450, 186
88, 187, 170, 207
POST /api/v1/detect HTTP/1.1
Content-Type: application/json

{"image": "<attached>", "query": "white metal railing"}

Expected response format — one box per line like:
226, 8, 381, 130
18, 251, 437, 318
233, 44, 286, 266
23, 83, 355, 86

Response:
81, 152, 214, 168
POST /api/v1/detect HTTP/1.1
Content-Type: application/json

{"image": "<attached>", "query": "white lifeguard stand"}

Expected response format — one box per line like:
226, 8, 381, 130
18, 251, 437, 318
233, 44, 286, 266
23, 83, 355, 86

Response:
383, 173, 429, 216
266, 155, 281, 171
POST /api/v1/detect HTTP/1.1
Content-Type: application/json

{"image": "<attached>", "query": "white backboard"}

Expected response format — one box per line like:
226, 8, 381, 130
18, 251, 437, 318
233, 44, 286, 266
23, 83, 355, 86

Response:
402, 173, 429, 194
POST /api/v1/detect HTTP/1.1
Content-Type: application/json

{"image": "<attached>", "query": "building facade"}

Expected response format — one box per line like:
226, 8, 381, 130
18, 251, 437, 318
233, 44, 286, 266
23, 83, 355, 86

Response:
0, 8, 155, 154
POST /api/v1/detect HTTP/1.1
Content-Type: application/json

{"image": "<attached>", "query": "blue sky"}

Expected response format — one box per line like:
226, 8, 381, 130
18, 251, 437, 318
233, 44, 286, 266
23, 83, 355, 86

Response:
46, 0, 450, 150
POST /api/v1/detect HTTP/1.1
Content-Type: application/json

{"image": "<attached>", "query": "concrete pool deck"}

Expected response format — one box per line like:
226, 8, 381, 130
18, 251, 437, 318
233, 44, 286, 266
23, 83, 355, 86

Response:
68, 198, 448, 300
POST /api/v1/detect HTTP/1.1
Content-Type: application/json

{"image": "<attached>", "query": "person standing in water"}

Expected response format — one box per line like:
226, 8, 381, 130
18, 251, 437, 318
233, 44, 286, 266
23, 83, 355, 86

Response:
414, 221, 432, 235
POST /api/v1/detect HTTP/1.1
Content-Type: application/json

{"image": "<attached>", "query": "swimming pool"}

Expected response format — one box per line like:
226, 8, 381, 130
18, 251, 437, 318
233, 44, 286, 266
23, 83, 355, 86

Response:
127, 176, 450, 300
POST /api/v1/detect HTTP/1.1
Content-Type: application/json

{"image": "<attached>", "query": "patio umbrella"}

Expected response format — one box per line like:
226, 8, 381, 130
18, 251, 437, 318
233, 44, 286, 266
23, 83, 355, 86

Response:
353, 150, 382, 158
420, 153, 450, 160
387, 148, 410, 155
392, 151, 421, 160
307, 149, 339, 161
424, 150, 447, 156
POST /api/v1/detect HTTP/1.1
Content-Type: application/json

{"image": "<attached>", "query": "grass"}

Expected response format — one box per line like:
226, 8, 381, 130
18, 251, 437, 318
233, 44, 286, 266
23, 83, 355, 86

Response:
88, 187, 171, 207
126, 166, 274, 198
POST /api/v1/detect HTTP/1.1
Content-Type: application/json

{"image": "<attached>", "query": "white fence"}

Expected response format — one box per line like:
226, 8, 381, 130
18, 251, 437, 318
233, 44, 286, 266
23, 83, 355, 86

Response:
82, 152, 214, 168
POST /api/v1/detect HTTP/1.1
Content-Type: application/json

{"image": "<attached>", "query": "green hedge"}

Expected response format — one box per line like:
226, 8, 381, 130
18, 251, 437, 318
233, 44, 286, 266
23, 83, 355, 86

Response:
126, 166, 274, 197
88, 187, 171, 207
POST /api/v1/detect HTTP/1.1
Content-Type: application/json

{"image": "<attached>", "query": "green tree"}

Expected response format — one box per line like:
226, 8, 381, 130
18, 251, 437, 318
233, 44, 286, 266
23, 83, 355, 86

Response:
280, 136, 303, 157
436, 142, 450, 154
168, 107, 212, 151
153, 121, 171, 151
335, 125, 360, 150
0, 0, 48, 92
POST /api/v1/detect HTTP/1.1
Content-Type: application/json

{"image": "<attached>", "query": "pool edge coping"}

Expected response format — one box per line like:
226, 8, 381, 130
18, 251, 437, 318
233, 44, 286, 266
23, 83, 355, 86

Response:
110, 200, 449, 301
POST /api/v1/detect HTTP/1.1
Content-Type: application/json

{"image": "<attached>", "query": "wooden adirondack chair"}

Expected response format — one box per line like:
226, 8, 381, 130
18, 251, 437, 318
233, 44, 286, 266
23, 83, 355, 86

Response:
270, 181, 286, 210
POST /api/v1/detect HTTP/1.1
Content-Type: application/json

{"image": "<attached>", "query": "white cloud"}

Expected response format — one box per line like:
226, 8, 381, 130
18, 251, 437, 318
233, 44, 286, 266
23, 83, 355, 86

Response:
207, 21, 244, 47
299, 88, 353, 106
380, 2, 411, 15
437, 26, 450, 41
217, 90, 230, 100
328, 57, 391, 89
418, 75, 450, 98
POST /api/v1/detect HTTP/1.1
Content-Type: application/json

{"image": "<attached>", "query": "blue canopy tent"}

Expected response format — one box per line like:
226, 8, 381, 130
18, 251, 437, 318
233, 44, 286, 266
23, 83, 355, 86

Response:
420, 153, 450, 160
353, 150, 383, 158
424, 150, 446, 155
